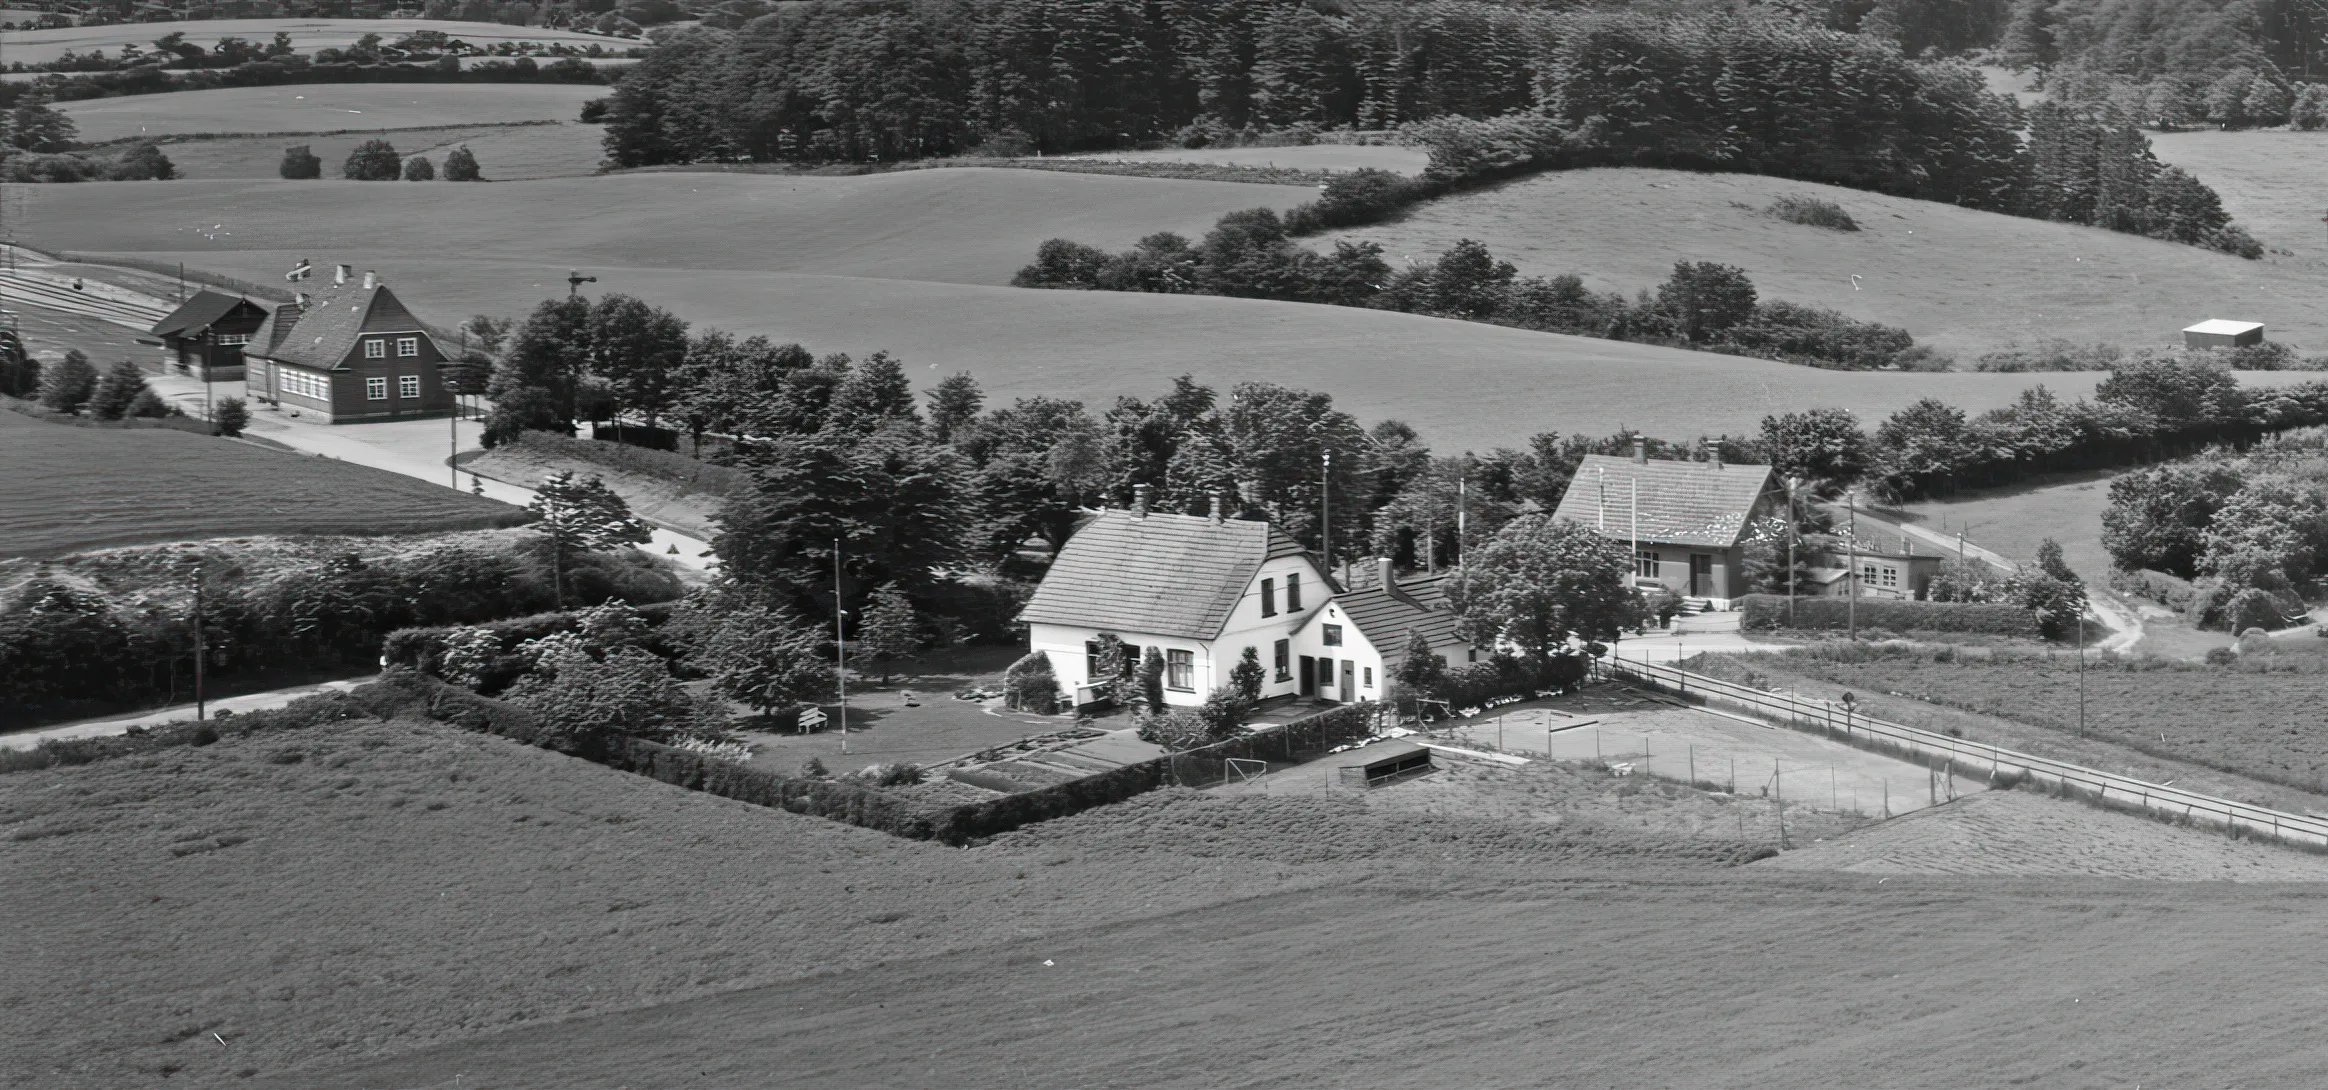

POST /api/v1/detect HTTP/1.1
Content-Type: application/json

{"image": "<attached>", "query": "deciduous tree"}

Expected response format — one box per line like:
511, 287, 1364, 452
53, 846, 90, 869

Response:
1457, 514, 1646, 657
528, 471, 652, 606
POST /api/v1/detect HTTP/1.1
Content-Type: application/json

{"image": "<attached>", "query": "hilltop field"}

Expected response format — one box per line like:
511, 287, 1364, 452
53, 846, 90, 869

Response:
0, 18, 617, 66
1312, 166, 2328, 359
15, 712, 2328, 1089
26, 165, 2320, 449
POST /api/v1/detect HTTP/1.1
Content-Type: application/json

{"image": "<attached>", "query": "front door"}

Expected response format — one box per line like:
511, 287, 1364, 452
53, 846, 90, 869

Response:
1690, 554, 1714, 597
1298, 656, 1316, 696
1338, 660, 1354, 702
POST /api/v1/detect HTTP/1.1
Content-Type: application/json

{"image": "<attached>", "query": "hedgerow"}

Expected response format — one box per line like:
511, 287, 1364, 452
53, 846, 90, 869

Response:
1738, 594, 2041, 638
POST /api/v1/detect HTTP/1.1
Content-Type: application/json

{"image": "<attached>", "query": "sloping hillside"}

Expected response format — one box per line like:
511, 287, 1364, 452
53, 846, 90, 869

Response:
1313, 167, 2327, 358
2151, 131, 2328, 264
74, 255, 2287, 450
18, 169, 1321, 288
60, 84, 607, 142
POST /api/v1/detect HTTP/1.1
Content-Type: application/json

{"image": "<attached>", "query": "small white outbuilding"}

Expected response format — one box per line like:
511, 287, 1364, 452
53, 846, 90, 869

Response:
2183, 319, 2265, 349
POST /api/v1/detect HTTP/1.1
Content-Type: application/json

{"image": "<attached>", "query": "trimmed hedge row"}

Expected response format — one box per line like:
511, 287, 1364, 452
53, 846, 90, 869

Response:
1738, 594, 2041, 638
1437, 653, 1589, 711
603, 735, 944, 837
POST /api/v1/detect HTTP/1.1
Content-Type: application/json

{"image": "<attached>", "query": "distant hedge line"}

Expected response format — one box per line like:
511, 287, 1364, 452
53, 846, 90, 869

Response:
2, 55, 609, 107
1738, 595, 2040, 638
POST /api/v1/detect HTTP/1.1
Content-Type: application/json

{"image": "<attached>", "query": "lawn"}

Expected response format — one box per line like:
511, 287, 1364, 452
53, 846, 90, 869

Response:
4, 18, 616, 67
1311, 166, 2328, 358
148, 121, 604, 181
1058, 143, 1429, 175
0, 408, 528, 558
1884, 469, 2123, 581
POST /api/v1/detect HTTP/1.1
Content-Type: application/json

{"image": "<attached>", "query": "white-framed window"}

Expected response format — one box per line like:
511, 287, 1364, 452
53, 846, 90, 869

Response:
364, 339, 386, 359
215, 333, 249, 346
1166, 649, 1194, 691
398, 375, 420, 399
366, 377, 388, 401
1862, 563, 1879, 584
1881, 566, 1899, 588
1363, 667, 1374, 688
1637, 550, 1661, 578
279, 367, 328, 401
396, 336, 419, 358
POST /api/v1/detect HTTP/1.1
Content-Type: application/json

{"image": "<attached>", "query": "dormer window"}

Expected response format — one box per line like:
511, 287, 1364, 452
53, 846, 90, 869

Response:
1286, 572, 1302, 612
1260, 578, 1276, 617
364, 339, 386, 359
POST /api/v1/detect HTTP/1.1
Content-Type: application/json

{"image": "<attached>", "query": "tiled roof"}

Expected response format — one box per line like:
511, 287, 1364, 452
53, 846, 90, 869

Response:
1339, 573, 1467, 666
250, 298, 303, 356
1020, 509, 1308, 641
1549, 455, 1776, 548
246, 283, 433, 371
150, 290, 255, 338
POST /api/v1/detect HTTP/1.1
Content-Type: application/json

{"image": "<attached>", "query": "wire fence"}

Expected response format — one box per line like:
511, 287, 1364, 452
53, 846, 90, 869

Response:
1603, 654, 2328, 851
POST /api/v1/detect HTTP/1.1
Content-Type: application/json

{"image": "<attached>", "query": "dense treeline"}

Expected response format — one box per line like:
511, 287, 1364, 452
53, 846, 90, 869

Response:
602, 1, 2255, 256
1017, 218, 1941, 370
2101, 430, 2328, 631
2003, 0, 2328, 84
0, 54, 609, 109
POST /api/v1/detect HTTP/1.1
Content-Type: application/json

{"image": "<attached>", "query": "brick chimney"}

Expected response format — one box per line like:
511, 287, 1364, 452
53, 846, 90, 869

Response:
1131, 484, 1150, 518
1208, 490, 1224, 523
1631, 434, 1648, 464
362, 269, 378, 290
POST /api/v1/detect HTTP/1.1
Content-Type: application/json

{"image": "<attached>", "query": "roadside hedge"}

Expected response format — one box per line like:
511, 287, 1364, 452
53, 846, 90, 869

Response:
382, 599, 681, 687
1738, 594, 2041, 638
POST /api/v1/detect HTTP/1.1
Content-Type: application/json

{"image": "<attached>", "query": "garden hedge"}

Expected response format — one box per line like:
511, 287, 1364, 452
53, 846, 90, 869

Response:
1738, 594, 2040, 638
382, 599, 682, 682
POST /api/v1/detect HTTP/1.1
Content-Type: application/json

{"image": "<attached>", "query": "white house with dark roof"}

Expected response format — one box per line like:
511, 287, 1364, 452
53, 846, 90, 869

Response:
1018, 487, 1395, 708
1548, 440, 1780, 608
1338, 558, 1478, 671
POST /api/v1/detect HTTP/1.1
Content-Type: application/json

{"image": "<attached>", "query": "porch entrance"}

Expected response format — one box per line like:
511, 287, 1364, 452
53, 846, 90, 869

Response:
1689, 554, 1714, 597
1339, 660, 1354, 702
1298, 656, 1317, 696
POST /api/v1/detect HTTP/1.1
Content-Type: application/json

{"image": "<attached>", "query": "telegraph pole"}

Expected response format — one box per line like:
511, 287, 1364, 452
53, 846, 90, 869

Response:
2077, 613, 2086, 739
190, 564, 208, 722
1846, 490, 1860, 641
1320, 451, 1332, 579
1785, 476, 1802, 627
834, 538, 848, 755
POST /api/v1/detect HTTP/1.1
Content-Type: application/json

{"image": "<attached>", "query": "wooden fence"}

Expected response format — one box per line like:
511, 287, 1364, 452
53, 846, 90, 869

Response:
1604, 654, 2328, 850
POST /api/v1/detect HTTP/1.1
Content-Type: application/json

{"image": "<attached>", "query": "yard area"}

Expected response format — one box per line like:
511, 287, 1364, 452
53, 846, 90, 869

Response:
732, 645, 1063, 776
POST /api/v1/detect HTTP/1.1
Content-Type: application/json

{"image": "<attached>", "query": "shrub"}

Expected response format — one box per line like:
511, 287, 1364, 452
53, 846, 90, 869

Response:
125, 388, 173, 418
443, 144, 482, 181
87, 361, 150, 420
343, 139, 400, 180
1003, 650, 1058, 713
1737, 594, 2041, 638
213, 397, 248, 437
1765, 195, 1858, 231
1433, 653, 1586, 710
279, 144, 322, 179
402, 155, 435, 181
108, 142, 174, 180
37, 350, 96, 413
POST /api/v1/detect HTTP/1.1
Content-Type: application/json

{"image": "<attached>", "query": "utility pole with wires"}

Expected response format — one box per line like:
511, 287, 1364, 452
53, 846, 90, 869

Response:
1457, 453, 1471, 601
189, 561, 208, 723
834, 538, 848, 755
2077, 612, 2086, 739
1320, 450, 1332, 581
1845, 490, 1860, 640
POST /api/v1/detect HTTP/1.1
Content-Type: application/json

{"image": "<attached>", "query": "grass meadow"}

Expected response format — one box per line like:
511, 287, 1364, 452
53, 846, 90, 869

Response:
1058, 143, 1429, 175
148, 121, 606, 181
1312, 166, 2328, 358
61, 83, 606, 142
2151, 130, 2328, 266
0, 408, 528, 558
2, 18, 615, 66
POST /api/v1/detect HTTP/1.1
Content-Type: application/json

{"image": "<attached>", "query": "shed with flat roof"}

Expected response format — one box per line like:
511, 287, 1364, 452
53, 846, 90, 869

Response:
1336, 739, 1431, 786
2183, 319, 2264, 349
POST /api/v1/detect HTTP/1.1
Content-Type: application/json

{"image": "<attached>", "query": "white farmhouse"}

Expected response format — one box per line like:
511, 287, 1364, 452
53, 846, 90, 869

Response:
1018, 487, 1473, 709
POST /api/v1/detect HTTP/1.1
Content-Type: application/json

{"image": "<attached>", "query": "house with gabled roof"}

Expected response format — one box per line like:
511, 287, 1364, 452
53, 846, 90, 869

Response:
1338, 559, 1478, 671
149, 289, 269, 381
1019, 486, 1394, 708
244, 267, 456, 424
1547, 438, 1780, 608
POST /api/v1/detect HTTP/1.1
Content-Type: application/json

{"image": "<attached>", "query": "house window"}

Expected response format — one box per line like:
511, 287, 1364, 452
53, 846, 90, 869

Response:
399, 375, 421, 399
1468, 648, 1479, 663
1260, 578, 1276, 617
364, 339, 386, 359
365, 377, 388, 401
1861, 563, 1879, 585
1286, 573, 1302, 612
1273, 639, 1289, 682
1637, 550, 1661, 578
1085, 641, 1103, 679
215, 334, 249, 346
1121, 645, 1139, 677
396, 336, 419, 358
1166, 649, 1194, 691
1881, 566, 1899, 588
1322, 624, 1342, 647
1363, 667, 1373, 688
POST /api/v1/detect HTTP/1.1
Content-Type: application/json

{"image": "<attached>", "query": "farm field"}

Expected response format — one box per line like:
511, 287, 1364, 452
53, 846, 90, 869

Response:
1716, 650, 2328, 797
0, 18, 618, 66
0, 408, 528, 558
274, 856, 2328, 1090
1060, 143, 1428, 175
1311, 166, 2328, 358
2152, 130, 2328, 265
148, 121, 604, 181
57, 251, 2324, 450
1887, 469, 2122, 581
61, 83, 605, 142
0, 713, 1750, 1088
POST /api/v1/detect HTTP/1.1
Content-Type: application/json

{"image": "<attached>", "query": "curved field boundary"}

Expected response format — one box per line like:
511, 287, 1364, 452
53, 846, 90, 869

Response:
82, 119, 562, 150
1607, 655, 2328, 851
